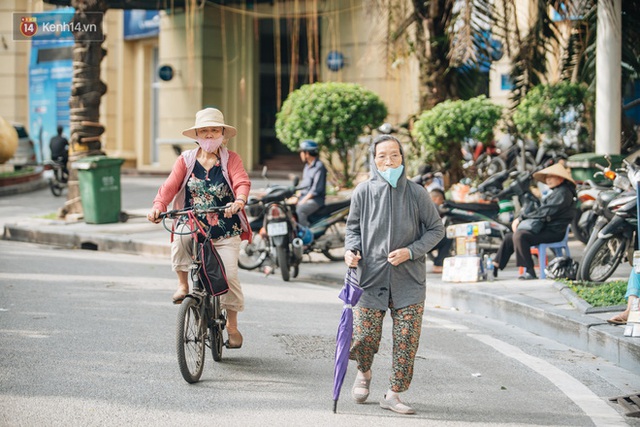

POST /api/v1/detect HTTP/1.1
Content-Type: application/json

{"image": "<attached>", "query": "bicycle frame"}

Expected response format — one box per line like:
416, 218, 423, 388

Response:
161, 206, 230, 382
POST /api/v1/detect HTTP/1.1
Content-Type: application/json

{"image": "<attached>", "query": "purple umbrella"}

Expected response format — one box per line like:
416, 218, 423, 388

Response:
332, 267, 363, 413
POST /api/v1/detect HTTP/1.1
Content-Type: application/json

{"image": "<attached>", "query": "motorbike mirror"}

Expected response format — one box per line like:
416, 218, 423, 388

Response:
292, 176, 300, 186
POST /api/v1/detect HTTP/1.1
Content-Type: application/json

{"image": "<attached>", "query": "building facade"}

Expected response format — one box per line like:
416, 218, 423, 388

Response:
2, 1, 430, 172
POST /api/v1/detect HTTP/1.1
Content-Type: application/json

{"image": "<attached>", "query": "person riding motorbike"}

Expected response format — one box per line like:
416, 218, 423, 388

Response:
293, 140, 327, 234
49, 125, 69, 181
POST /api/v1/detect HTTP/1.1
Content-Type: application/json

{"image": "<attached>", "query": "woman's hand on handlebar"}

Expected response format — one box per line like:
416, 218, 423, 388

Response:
147, 208, 162, 224
224, 200, 245, 218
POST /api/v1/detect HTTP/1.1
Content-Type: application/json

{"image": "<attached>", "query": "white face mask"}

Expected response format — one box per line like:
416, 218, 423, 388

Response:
197, 136, 223, 153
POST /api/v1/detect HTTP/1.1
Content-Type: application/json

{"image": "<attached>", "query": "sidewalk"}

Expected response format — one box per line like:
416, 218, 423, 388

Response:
3, 209, 639, 373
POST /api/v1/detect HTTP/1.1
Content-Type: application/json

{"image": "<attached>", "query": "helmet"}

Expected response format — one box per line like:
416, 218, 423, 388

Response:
298, 140, 319, 154
544, 257, 578, 280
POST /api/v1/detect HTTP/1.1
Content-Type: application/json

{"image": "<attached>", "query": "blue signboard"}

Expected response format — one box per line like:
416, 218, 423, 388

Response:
124, 10, 159, 40
28, 8, 74, 163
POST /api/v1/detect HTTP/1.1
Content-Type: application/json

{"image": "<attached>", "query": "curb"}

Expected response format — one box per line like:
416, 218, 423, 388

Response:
0, 177, 48, 197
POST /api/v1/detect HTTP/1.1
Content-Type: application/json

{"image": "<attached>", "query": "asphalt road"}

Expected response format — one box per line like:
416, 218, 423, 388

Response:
2, 175, 640, 426
1, 240, 639, 426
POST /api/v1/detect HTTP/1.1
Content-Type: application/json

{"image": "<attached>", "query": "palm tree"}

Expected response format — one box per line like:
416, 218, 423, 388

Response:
367, 0, 639, 105
45, 0, 188, 217
62, 0, 108, 217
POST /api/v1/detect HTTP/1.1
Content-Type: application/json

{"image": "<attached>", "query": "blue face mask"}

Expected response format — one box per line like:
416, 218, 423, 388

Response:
378, 165, 404, 188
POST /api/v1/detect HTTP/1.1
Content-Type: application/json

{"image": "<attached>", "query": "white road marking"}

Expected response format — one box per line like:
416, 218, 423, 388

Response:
470, 333, 627, 427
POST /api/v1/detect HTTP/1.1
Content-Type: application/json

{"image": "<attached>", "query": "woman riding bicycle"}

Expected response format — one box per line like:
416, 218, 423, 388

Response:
147, 108, 252, 349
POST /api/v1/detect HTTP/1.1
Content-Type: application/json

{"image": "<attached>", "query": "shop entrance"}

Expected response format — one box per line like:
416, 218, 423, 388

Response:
258, 17, 320, 170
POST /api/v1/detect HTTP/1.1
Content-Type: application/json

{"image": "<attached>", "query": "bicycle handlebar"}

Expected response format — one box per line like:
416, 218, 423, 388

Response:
159, 205, 230, 219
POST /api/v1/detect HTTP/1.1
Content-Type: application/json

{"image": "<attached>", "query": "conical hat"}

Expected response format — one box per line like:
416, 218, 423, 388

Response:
533, 163, 575, 185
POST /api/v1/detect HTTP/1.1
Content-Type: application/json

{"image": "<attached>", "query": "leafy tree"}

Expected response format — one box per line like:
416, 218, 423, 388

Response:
275, 82, 387, 188
511, 82, 593, 151
412, 96, 502, 184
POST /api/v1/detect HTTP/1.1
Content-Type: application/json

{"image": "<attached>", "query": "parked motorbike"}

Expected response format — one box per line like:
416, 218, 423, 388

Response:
238, 175, 350, 281
437, 201, 510, 255
578, 157, 640, 282
571, 157, 631, 245
461, 138, 507, 179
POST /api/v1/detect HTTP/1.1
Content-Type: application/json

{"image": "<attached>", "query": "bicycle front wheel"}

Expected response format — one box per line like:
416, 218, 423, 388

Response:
176, 297, 206, 383
209, 296, 226, 362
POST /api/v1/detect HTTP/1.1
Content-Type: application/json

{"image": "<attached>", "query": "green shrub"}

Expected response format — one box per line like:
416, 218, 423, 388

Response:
564, 279, 628, 307
275, 82, 388, 188
511, 82, 592, 150
412, 95, 502, 184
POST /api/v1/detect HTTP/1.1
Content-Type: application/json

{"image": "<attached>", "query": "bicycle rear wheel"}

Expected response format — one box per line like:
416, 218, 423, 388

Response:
209, 296, 226, 362
176, 297, 206, 383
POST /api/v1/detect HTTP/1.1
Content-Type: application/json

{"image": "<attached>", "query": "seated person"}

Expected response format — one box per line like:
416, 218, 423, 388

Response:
492, 163, 577, 280
295, 140, 327, 228
607, 271, 639, 325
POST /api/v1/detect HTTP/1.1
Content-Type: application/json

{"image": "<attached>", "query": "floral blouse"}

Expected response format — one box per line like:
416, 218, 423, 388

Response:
185, 160, 242, 240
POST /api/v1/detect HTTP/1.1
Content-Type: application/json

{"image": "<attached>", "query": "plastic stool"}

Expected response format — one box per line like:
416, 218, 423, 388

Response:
518, 226, 571, 279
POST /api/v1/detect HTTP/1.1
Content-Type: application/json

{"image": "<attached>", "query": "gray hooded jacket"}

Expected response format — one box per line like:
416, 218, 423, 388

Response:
345, 137, 445, 310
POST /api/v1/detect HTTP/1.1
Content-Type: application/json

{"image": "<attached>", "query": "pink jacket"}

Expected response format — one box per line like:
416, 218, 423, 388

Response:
152, 147, 253, 242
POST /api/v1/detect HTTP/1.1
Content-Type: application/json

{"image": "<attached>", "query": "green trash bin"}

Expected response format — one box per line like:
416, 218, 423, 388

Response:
566, 153, 625, 184
73, 156, 125, 224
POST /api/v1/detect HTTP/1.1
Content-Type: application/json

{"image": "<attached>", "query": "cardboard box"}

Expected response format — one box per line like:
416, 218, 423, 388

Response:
442, 256, 482, 282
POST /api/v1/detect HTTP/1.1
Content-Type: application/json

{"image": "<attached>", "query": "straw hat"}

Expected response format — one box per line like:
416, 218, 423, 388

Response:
182, 108, 237, 140
533, 163, 575, 185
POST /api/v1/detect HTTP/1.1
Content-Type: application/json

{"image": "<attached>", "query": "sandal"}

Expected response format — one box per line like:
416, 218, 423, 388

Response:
172, 286, 188, 304
226, 330, 243, 349
607, 314, 627, 325
351, 376, 371, 404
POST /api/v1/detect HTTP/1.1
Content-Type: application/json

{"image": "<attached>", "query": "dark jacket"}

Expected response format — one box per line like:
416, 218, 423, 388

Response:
521, 181, 577, 234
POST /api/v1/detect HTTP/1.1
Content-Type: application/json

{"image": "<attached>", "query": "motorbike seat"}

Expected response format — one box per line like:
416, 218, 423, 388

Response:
444, 201, 500, 215
308, 199, 351, 223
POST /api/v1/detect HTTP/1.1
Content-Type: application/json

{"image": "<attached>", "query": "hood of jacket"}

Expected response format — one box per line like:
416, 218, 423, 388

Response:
368, 135, 407, 186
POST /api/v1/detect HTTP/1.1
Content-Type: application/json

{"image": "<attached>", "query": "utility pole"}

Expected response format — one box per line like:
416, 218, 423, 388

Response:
595, 0, 622, 155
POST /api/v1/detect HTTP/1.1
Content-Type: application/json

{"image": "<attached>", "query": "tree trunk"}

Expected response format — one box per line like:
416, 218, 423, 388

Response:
412, 0, 454, 110
62, 0, 108, 218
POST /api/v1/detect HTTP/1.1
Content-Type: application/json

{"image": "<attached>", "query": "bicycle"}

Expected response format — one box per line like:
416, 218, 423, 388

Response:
160, 205, 232, 383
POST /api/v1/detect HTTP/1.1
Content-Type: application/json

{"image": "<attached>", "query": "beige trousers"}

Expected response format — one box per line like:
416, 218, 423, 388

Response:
171, 223, 243, 312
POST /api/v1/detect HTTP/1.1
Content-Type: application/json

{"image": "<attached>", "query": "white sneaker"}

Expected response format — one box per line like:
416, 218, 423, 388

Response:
379, 394, 416, 415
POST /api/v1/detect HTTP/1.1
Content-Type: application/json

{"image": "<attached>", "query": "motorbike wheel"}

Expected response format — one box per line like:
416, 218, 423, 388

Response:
486, 157, 507, 177
509, 151, 536, 173
571, 212, 590, 245
238, 234, 269, 270
578, 235, 628, 282
321, 219, 347, 262
276, 246, 290, 282
49, 180, 63, 197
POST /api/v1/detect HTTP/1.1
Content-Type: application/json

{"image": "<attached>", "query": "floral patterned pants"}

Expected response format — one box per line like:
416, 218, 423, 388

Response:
350, 301, 424, 392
